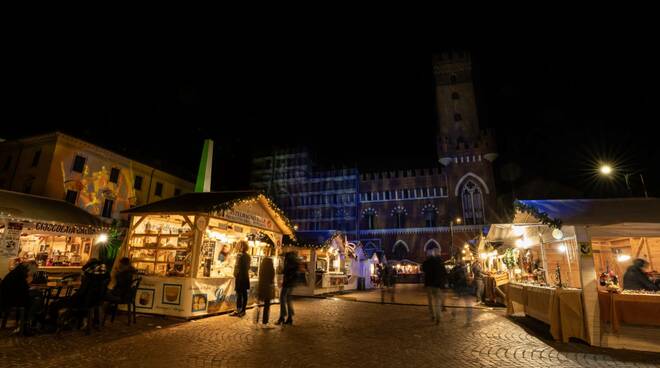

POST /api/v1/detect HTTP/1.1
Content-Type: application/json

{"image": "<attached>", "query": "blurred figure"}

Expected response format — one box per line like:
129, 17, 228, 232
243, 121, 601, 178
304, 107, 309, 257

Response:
422, 248, 447, 324
105, 257, 136, 303
257, 257, 275, 325
0, 261, 42, 335
381, 262, 397, 303
472, 260, 485, 304
623, 258, 658, 291
450, 262, 473, 325
231, 241, 251, 317
276, 251, 299, 325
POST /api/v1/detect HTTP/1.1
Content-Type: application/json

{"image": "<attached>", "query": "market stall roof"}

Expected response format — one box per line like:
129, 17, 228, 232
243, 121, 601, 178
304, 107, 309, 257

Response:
283, 230, 346, 250
0, 189, 103, 226
122, 191, 295, 235
515, 198, 660, 226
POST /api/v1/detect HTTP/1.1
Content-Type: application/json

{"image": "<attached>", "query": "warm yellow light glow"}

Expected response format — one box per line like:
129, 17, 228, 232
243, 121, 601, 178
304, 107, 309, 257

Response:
617, 254, 631, 263
479, 253, 488, 260
600, 164, 613, 175
512, 226, 524, 236
515, 239, 524, 248
464, 243, 469, 248
558, 245, 567, 253
96, 233, 108, 244
455, 217, 462, 224
461, 250, 466, 254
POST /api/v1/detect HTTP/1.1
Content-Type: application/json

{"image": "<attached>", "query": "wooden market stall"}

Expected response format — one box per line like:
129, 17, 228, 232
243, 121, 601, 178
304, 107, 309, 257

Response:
0, 189, 107, 279
498, 198, 660, 352
282, 231, 363, 295
118, 191, 295, 318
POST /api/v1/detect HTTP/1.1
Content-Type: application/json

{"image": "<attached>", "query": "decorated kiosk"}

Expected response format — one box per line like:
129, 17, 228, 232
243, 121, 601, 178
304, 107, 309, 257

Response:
487, 198, 660, 352
282, 231, 363, 295
0, 189, 107, 278
118, 191, 295, 318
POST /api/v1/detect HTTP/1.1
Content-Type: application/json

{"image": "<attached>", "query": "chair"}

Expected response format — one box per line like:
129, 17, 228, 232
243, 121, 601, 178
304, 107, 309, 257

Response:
104, 276, 141, 326
57, 277, 110, 335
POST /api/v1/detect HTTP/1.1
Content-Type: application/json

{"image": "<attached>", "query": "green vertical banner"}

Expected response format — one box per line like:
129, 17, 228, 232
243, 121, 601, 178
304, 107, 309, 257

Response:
195, 139, 214, 192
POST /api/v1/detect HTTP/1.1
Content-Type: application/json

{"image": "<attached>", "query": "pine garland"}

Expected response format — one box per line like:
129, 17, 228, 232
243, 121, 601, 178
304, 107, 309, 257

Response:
514, 200, 562, 230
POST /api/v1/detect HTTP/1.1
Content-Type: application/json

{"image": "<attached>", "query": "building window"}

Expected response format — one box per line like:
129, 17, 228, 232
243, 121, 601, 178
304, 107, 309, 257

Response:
109, 168, 120, 183
2, 155, 12, 171
393, 241, 408, 260
134, 175, 143, 190
65, 190, 78, 204
31, 150, 41, 167
102, 199, 114, 218
461, 180, 485, 225
450, 74, 457, 84
23, 178, 34, 194
451, 92, 460, 100
72, 155, 86, 173
454, 113, 462, 122
363, 208, 377, 230
155, 182, 163, 197
174, 188, 181, 196
424, 207, 437, 227
392, 206, 407, 228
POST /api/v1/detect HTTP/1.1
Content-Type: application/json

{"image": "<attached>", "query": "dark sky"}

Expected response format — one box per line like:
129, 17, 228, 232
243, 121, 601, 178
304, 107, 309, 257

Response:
3, 40, 659, 199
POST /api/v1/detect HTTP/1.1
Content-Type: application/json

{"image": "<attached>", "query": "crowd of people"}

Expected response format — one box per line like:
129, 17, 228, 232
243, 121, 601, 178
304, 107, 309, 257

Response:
0, 257, 137, 336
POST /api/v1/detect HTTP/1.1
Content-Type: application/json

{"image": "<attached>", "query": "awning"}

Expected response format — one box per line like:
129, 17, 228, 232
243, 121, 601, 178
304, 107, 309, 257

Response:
0, 189, 103, 227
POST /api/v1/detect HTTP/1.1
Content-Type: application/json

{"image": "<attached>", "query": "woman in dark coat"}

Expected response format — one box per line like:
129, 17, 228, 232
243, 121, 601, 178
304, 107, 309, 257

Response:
232, 241, 251, 317
257, 257, 275, 324
0, 261, 41, 335
276, 252, 299, 325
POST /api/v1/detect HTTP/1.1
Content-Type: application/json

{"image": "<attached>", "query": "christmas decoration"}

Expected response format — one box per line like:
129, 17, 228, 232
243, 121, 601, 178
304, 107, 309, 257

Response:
514, 200, 562, 230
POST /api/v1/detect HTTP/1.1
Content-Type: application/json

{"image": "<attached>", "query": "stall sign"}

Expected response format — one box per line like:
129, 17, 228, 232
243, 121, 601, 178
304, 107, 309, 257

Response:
34, 222, 98, 235
217, 207, 275, 230
1, 222, 23, 257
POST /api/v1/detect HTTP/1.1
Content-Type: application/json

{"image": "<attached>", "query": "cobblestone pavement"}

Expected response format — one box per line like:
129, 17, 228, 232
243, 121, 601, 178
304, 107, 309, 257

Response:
1, 286, 659, 368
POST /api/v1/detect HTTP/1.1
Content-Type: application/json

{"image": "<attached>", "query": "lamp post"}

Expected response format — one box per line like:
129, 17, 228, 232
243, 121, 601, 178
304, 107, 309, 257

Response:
599, 165, 648, 198
450, 217, 461, 260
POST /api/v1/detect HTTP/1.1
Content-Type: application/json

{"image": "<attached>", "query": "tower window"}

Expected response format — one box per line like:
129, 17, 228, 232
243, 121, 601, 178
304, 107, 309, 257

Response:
451, 92, 460, 100
450, 74, 457, 84
461, 180, 485, 225
454, 113, 462, 122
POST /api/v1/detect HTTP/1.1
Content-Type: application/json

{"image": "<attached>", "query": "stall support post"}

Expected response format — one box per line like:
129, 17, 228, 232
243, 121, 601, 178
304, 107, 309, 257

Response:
309, 249, 317, 290
538, 228, 549, 284
576, 225, 598, 346
190, 216, 204, 279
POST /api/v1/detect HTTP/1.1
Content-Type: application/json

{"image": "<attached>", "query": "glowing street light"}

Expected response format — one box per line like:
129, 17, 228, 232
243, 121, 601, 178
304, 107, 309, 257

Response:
599, 164, 613, 175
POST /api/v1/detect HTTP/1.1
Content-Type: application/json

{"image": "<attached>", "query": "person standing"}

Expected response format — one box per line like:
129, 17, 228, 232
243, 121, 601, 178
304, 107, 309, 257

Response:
472, 260, 485, 304
422, 248, 447, 324
451, 262, 473, 325
232, 241, 251, 317
257, 257, 275, 325
623, 258, 658, 291
381, 262, 397, 303
276, 252, 298, 325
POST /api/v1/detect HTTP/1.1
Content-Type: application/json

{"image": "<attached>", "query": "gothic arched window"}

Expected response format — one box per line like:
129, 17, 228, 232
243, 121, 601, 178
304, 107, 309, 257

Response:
423, 207, 437, 228
461, 180, 484, 225
363, 208, 377, 230
391, 206, 407, 228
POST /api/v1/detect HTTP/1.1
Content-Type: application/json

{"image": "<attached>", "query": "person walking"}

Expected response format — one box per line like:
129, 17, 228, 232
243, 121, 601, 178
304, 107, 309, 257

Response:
472, 260, 485, 304
422, 248, 447, 324
450, 262, 473, 325
231, 241, 251, 317
381, 262, 397, 303
276, 252, 299, 325
256, 257, 275, 325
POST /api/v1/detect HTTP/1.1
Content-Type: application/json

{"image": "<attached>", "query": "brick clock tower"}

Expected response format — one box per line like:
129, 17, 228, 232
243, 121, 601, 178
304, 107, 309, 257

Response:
433, 51, 498, 225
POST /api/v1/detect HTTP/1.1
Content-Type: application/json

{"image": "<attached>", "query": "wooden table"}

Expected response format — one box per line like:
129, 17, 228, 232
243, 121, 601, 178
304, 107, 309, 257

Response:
599, 292, 660, 332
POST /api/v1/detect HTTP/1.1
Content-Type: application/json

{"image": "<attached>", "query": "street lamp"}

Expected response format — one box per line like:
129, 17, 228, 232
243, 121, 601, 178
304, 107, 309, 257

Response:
599, 164, 648, 198
449, 217, 462, 260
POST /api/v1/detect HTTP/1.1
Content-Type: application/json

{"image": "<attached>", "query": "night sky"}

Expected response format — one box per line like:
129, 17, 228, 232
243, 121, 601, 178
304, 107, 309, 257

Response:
3, 41, 659, 199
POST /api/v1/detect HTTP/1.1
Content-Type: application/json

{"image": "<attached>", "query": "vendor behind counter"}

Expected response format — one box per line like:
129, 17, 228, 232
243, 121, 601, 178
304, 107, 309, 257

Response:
623, 258, 659, 292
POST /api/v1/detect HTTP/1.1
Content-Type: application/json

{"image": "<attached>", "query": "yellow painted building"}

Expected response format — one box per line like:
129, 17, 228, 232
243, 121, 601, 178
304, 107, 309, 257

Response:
0, 132, 194, 221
